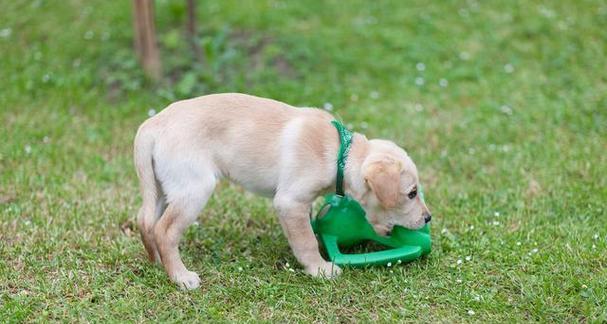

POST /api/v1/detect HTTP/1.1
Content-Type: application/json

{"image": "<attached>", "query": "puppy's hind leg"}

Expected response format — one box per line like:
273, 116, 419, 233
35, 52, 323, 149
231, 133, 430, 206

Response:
136, 184, 165, 263
134, 129, 163, 263
154, 179, 216, 290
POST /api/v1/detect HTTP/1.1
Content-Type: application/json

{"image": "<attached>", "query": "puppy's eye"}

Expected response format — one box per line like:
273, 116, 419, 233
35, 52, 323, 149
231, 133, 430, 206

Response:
407, 188, 417, 199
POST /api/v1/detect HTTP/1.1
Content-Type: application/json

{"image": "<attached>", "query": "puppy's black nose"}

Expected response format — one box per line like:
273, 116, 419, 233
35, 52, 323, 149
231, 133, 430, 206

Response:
424, 213, 432, 224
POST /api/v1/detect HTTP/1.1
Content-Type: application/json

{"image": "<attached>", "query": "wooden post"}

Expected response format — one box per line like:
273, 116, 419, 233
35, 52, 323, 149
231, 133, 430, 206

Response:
186, 0, 203, 64
133, 0, 162, 81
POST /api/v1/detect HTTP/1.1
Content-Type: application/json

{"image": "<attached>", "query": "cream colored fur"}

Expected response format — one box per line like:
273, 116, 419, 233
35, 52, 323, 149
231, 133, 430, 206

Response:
134, 93, 430, 289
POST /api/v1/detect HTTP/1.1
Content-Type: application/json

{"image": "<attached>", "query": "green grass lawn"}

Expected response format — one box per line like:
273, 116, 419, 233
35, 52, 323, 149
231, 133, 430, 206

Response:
1, 0, 606, 321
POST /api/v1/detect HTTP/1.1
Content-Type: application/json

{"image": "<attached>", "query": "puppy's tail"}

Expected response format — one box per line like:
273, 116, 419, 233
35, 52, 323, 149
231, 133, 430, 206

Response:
134, 122, 160, 261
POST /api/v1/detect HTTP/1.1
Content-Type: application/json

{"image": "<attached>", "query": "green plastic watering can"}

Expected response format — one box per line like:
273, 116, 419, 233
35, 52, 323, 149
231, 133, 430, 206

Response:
311, 192, 431, 267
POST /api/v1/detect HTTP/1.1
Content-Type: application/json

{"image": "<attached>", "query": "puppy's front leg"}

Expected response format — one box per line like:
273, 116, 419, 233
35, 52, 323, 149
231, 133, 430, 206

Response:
274, 195, 341, 278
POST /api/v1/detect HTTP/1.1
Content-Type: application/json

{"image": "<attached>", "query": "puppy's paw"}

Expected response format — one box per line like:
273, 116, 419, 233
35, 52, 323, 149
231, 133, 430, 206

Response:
305, 261, 342, 279
171, 270, 201, 290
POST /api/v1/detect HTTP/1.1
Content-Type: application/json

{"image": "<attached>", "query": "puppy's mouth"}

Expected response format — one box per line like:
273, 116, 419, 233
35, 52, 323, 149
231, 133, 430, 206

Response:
402, 220, 426, 230
374, 222, 426, 236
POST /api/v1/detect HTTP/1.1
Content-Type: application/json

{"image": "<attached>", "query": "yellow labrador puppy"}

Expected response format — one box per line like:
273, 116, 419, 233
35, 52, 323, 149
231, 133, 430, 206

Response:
134, 93, 431, 289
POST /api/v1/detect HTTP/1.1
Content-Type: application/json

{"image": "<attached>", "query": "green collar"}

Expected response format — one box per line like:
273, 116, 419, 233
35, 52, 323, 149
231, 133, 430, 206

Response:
331, 120, 353, 196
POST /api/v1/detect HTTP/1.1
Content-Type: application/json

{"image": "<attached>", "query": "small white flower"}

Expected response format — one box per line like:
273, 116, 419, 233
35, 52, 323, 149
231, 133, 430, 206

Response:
592, 244, 596, 249
43, 136, 50, 144
147, 109, 156, 117
415, 77, 425, 86
439, 78, 448, 87
516, 241, 522, 246
581, 284, 588, 289
465, 256, 472, 261
285, 262, 290, 268
469, 225, 475, 230
494, 211, 500, 217
504, 63, 514, 73
323, 102, 333, 111
389, 270, 393, 273
468, 310, 475, 315
397, 259, 402, 264
500, 105, 513, 115
387, 262, 392, 267
441, 227, 448, 234
457, 259, 463, 265
492, 221, 500, 226
84, 30, 94, 40
531, 248, 538, 254
416, 62, 426, 71
539, 6, 555, 18
288, 268, 295, 272
474, 295, 481, 302
370, 91, 379, 99
0, 28, 11, 38
24, 145, 32, 154
237, 267, 243, 271
456, 279, 463, 283
459, 51, 471, 60
593, 234, 599, 240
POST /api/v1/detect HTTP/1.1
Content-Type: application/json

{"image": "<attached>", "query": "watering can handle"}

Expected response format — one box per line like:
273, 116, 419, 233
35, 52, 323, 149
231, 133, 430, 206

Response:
321, 235, 423, 266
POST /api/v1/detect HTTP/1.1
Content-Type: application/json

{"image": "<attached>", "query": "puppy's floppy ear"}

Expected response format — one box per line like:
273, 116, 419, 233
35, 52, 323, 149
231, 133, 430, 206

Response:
363, 157, 402, 209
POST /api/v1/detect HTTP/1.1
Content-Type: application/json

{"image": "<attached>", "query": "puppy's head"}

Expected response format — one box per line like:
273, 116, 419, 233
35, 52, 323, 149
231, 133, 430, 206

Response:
359, 140, 431, 235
